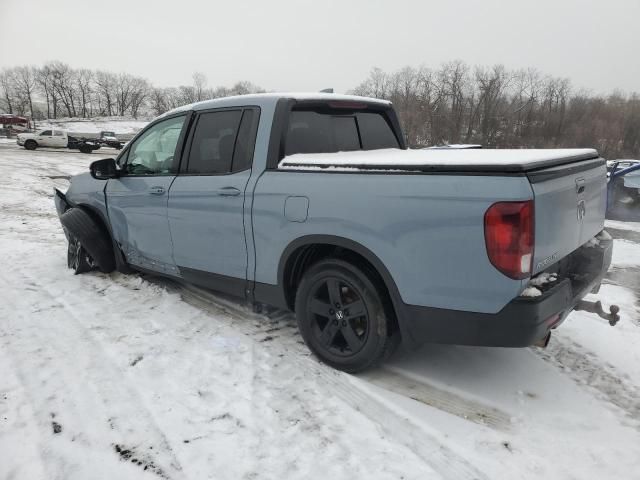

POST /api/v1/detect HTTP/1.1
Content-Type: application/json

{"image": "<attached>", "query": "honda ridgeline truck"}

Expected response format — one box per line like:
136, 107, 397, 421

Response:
54, 93, 616, 372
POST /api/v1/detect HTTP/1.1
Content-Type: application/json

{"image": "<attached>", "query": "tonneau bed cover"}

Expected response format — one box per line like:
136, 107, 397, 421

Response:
279, 148, 602, 174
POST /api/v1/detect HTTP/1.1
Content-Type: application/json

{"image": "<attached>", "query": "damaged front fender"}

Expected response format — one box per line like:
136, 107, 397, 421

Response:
54, 187, 71, 217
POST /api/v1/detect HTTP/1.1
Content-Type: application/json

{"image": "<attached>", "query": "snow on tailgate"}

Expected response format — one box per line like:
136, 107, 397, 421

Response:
279, 147, 598, 171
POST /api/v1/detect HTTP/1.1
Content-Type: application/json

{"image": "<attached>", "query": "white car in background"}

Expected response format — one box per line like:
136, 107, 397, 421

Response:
17, 129, 68, 150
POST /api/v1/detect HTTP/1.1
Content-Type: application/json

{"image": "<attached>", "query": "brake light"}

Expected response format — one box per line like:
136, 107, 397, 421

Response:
327, 101, 368, 109
484, 201, 534, 279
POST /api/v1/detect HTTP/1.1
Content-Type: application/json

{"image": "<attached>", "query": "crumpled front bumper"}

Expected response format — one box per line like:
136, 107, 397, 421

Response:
54, 188, 71, 239
398, 236, 613, 348
54, 188, 71, 217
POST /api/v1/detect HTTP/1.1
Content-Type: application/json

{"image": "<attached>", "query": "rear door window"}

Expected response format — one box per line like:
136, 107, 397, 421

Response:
187, 110, 243, 174
231, 109, 260, 172
285, 108, 398, 156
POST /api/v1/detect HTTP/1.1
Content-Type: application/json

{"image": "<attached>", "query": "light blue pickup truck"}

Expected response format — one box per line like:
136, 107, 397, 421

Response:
54, 92, 616, 372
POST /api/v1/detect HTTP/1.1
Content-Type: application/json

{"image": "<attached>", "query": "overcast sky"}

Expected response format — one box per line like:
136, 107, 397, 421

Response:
1, 0, 638, 94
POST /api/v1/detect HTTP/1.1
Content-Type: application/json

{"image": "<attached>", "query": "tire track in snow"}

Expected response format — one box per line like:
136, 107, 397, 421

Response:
535, 338, 640, 427
0, 269, 186, 480
0, 331, 50, 480
357, 367, 512, 431
164, 281, 490, 480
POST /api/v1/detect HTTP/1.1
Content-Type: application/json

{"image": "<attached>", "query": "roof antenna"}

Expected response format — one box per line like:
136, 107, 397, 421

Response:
319, 88, 334, 93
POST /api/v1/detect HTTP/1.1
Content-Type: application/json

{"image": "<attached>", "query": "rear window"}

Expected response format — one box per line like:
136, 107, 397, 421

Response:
285, 108, 399, 156
357, 112, 400, 150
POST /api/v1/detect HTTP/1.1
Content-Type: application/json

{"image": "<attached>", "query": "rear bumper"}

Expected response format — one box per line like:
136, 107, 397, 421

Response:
399, 238, 613, 347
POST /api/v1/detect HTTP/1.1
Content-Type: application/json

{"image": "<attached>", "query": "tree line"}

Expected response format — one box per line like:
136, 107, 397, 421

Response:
352, 62, 640, 158
1, 60, 639, 158
0, 62, 263, 120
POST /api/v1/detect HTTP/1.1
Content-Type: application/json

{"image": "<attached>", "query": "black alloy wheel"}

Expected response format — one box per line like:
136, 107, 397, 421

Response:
307, 276, 369, 356
295, 258, 396, 372
67, 235, 93, 274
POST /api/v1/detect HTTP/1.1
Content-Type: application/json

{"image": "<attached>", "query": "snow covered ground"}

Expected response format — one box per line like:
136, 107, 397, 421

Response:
34, 117, 150, 137
1, 142, 639, 480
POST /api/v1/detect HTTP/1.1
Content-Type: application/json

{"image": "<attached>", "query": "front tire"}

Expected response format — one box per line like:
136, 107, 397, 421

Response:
60, 208, 115, 273
24, 140, 37, 150
67, 235, 93, 274
295, 258, 394, 372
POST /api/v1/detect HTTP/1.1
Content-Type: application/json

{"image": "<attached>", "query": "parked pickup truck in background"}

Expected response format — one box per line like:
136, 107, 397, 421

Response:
18, 129, 69, 149
18, 129, 108, 154
53, 92, 617, 372
98, 131, 123, 150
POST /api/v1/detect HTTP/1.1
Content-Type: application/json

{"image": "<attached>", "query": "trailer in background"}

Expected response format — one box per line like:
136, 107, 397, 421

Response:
0, 114, 32, 136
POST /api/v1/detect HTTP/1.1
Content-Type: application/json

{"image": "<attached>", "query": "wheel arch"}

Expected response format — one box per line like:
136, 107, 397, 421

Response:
68, 202, 130, 273
276, 235, 404, 333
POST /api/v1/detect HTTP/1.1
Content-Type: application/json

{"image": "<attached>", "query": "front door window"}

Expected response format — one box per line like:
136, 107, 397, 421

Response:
124, 115, 185, 175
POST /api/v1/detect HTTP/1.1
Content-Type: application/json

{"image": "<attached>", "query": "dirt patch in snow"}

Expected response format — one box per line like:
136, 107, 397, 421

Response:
114, 444, 168, 479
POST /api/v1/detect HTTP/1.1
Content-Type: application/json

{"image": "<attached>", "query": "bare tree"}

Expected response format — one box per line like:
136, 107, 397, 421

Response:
193, 72, 207, 102
0, 68, 18, 114
94, 70, 117, 116
76, 69, 94, 118
14, 66, 38, 118
36, 64, 57, 118
129, 77, 150, 118
48, 61, 78, 117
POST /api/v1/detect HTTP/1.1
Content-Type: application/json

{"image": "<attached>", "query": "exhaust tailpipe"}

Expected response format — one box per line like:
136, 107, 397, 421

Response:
534, 332, 551, 348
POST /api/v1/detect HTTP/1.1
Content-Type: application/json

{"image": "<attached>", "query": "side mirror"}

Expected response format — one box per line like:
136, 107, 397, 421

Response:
90, 158, 119, 180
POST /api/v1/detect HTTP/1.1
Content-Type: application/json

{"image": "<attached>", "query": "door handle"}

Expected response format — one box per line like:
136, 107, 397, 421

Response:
215, 187, 241, 197
149, 186, 166, 195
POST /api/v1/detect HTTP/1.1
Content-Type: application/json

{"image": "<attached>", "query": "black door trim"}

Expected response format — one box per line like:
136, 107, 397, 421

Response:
178, 266, 248, 299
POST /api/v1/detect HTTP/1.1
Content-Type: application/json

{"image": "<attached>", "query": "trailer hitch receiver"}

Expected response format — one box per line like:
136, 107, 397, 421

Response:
575, 300, 620, 326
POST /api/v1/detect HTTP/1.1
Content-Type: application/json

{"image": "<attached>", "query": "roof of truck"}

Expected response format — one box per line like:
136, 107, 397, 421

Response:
161, 92, 391, 117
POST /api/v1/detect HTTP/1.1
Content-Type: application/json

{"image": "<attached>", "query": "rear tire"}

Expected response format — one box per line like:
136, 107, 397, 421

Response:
60, 208, 115, 273
295, 258, 394, 372
24, 140, 37, 150
79, 145, 92, 154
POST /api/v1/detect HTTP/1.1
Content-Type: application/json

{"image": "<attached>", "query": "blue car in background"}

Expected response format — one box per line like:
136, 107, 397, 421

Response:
607, 160, 640, 220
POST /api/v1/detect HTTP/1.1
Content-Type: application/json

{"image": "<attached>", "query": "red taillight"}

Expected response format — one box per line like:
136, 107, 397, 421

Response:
327, 101, 368, 109
484, 201, 534, 279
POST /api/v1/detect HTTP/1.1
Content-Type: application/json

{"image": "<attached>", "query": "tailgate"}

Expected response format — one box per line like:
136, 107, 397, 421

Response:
528, 158, 607, 274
